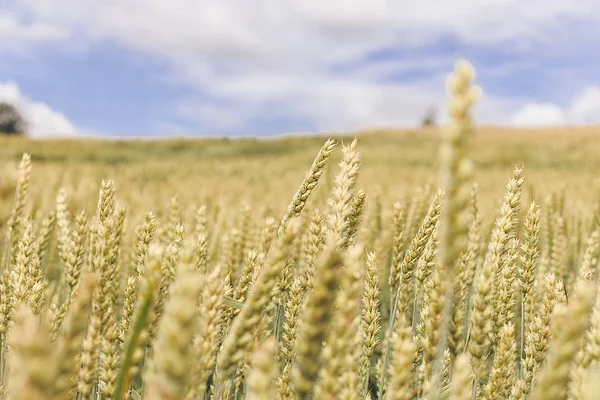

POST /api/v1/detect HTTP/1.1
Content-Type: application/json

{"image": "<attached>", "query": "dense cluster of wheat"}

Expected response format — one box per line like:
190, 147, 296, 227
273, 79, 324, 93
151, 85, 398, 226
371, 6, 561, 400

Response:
1, 60, 600, 400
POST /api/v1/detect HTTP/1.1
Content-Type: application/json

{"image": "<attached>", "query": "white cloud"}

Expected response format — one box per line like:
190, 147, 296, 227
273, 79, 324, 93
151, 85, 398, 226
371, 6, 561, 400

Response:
175, 69, 520, 133
0, 13, 68, 45
4, 0, 600, 133
569, 87, 600, 123
509, 103, 565, 126
0, 82, 76, 137
510, 86, 600, 127
19, 0, 600, 64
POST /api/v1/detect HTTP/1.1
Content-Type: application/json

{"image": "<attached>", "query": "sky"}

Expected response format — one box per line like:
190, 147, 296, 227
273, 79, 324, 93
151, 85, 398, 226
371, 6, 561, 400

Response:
2, 1, 600, 137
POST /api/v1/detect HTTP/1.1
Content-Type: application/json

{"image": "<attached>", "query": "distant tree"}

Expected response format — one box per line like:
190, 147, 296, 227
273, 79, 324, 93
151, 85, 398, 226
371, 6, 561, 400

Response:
421, 107, 437, 127
0, 102, 27, 135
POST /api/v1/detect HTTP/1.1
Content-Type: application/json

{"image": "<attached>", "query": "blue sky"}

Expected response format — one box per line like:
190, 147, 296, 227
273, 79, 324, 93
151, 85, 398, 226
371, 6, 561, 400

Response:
2, 0, 600, 137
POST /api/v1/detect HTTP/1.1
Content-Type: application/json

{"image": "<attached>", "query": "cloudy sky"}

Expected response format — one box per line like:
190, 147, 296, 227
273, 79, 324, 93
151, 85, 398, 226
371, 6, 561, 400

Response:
2, 1, 600, 137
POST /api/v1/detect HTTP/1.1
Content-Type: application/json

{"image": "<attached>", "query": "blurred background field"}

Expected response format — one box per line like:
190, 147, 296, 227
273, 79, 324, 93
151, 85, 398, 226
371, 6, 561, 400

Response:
2, 125, 599, 227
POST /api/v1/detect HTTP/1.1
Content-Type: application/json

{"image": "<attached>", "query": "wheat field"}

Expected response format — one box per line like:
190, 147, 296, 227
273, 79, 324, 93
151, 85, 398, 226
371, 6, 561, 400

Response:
0, 60, 600, 400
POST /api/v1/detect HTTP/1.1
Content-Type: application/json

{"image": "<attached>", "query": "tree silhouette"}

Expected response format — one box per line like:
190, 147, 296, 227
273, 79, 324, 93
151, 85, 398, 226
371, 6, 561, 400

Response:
421, 107, 437, 127
0, 102, 27, 135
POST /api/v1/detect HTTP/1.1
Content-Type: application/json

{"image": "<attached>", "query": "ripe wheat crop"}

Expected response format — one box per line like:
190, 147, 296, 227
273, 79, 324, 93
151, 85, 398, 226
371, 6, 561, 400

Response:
0, 60, 600, 400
